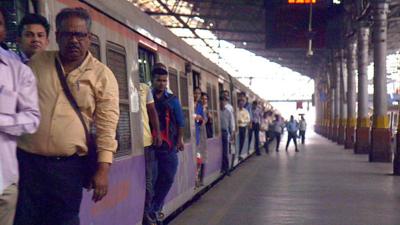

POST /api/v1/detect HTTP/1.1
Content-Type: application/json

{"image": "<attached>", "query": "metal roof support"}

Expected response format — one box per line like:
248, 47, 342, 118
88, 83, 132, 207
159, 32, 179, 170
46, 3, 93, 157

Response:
155, 0, 219, 55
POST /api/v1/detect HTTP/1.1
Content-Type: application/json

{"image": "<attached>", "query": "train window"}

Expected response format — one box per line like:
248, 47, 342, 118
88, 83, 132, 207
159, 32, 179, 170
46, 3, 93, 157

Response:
1, 0, 29, 49
138, 47, 156, 85
106, 42, 132, 157
168, 68, 179, 95
192, 71, 200, 89
89, 34, 101, 60
179, 73, 191, 142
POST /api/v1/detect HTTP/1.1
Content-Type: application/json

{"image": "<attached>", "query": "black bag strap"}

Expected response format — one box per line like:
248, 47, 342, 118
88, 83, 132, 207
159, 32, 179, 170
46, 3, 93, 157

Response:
54, 58, 91, 146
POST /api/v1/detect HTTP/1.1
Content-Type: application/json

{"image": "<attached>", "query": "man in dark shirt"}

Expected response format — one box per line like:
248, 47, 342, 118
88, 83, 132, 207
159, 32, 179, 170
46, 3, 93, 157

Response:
151, 62, 185, 224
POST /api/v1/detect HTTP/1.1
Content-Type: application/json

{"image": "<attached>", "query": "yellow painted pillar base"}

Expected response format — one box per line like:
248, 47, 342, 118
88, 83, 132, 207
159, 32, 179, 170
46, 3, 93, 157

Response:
354, 117, 371, 154
338, 118, 347, 145
370, 115, 391, 162
345, 118, 357, 149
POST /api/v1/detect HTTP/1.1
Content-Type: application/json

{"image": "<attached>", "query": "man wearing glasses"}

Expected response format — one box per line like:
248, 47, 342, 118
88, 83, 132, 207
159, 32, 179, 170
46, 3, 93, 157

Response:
15, 8, 120, 225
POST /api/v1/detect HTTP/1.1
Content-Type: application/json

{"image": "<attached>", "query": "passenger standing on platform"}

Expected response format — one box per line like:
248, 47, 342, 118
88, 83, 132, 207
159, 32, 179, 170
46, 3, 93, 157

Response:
286, 115, 299, 152
299, 115, 307, 144
222, 90, 236, 170
17, 14, 50, 64
0, 8, 40, 225
151, 62, 185, 223
237, 98, 250, 161
270, 114, 284, 152
220, 96, 233, 176
140, 83, 162, 225
15, 8, 120, 225
249, 101, 262, 155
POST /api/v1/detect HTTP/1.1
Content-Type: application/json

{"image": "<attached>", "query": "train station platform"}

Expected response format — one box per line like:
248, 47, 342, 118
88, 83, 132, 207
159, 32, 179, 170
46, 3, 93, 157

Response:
169, 131, 400, 225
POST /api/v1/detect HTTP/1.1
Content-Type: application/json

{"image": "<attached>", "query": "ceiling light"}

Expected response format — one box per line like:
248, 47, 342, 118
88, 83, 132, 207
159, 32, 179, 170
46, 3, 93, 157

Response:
243, 42, 247, 46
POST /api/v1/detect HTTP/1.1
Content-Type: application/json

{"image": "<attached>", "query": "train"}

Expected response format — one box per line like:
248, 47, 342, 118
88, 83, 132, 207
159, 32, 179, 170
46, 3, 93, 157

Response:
9, 0, 273, 224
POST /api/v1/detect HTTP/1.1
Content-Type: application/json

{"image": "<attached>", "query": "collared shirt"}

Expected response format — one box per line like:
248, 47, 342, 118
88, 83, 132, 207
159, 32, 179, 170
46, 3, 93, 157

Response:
299, 120, 307, 131
225, 103, 235, 132
286, 120, 299, 133
220, 106, 233, 134
237, 108, 250, 127
139, 83, 154, 147
18, 51, 119, 163
17, 50, 29, 64
251, 106, 263, 124
0, 45, 20, 61
0, 54, 40, 194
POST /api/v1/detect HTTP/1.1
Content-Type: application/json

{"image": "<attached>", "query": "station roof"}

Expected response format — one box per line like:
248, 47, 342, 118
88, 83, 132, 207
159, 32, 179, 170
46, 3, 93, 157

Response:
130, 0, 400, 78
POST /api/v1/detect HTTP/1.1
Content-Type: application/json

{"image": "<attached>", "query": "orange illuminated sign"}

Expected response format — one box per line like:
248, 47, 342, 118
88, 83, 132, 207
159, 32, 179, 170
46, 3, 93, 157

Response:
288, 0, 316, 3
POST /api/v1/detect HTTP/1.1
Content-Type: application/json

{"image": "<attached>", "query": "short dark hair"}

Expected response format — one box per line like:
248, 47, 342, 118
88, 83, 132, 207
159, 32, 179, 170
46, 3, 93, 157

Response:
201, 92, 208, 98
18, 13, 50, 37
152, 62, 168, 76
219, 95, 227, 102
56, 7, 91, 31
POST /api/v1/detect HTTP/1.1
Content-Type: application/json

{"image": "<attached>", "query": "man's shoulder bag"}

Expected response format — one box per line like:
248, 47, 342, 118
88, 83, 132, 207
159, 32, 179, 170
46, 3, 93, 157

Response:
55, 58, 97, 188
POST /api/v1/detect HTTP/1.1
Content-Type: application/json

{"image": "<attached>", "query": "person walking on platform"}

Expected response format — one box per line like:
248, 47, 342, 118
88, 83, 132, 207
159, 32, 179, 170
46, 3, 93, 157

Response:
270, 114, 284, 152
249, 101, 262, 155
15, 8, 120, 225
151, 62, 185, 224
299, 115, 307, 144
220, 96, 233, 176
237, 98, 250, 161
286, 115, 299, 152
0, 9, 40, 225
140, 83, 162, 225
261, 112, 272, 154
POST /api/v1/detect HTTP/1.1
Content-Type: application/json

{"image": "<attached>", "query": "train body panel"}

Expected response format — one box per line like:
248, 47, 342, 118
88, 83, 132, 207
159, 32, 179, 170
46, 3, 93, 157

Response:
27, 0, 265, 224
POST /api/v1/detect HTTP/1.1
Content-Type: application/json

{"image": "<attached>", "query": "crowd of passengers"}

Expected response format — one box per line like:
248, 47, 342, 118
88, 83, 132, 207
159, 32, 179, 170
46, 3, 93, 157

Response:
0, 7, 307, 225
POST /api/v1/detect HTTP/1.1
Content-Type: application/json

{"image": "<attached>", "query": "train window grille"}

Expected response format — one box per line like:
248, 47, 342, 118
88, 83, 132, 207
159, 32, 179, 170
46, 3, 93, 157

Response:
138, 47, 155, 85
192, 71, 200, 90
89, 34, 101, 61
106, 42, 132, 157
179, 74, 191, 142
168, 68, 179, 96
1, 0, 29, 50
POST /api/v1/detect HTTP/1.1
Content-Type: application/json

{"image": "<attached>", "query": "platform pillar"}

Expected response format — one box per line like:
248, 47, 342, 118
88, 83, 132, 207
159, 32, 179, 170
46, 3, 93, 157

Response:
332, 57, 341, 142
370, 0, 391, 162
345, 40, 357, 149
355, 24, 370, 154
338, 50, 347, 145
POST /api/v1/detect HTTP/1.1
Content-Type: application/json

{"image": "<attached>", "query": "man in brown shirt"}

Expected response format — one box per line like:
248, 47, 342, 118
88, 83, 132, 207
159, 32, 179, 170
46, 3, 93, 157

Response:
15, 8, 119, 225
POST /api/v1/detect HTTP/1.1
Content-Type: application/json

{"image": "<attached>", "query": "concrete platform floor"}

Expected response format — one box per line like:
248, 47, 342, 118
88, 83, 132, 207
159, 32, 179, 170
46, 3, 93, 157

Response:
169, 132, 400, 225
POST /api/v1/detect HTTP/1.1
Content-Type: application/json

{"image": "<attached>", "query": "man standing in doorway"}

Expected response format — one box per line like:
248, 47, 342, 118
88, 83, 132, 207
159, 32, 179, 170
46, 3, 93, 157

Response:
250, 101, 262, 155
15, 8, 120, 225
237, 98, 250, 160
140, 82, 162, 225
151, 62, 185, 224
0, 8, 40, 225
220, 96, 233, 176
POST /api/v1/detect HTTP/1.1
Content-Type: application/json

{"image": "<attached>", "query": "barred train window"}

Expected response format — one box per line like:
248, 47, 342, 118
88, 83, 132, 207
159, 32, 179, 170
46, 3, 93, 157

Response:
168, 68, 179, 95
138, 47, 155, 85
106, 42, 132, 157
89, 34, 101, 60
179, 72, 191, 142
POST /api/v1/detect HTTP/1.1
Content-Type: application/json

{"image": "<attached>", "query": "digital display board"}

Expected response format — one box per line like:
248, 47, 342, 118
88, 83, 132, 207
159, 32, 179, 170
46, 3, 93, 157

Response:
288, 0, 316, 4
